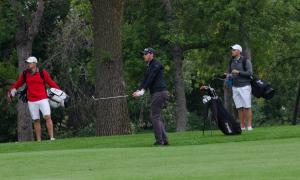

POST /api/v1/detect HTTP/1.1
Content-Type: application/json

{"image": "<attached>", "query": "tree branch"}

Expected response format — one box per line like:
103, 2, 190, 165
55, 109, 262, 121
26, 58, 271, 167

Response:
181, 42, 209, 51
280, 56, 300, 61
28, 0, 45, 41
0, 79, 16, 87
160, 0, 175, 22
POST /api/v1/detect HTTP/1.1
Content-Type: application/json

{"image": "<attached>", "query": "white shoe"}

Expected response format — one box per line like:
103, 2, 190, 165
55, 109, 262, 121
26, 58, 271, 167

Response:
50, 137, 56, 141
247, 127, 253, 131
241, 127, 246, 131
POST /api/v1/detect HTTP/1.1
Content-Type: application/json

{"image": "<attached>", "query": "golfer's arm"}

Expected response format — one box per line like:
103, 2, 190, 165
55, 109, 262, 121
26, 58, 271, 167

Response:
140, 67, 160, 90
11, 74, 25, 90
43, 70, 60, 89
239, 61, 253, 78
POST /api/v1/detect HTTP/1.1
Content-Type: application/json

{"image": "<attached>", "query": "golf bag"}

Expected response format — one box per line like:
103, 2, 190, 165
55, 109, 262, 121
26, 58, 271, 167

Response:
202, 86, 241, 135
18, 87, 28, 103
251, 76, 275, 99
229, 57, 275, 100
47, 88, 69, 108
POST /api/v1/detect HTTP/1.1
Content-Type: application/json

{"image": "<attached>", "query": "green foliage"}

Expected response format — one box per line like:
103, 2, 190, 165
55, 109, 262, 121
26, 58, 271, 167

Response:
187, 111, 203, 130
0, 61, 18, 142
0, 96, 17, 142
163, 101, 176, 131
0, 62, 18, 80
0, 1, 16, 45
127, 94, 151, 132
100, 49, 113, 62
0, 1, 17, 62
1, 0, 300, 141
45, 0, 95, 132
33, 0, 71, 59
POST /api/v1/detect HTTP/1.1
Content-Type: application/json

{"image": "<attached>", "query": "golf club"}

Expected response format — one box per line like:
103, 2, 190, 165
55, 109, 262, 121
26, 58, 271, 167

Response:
92, 95, 128, 101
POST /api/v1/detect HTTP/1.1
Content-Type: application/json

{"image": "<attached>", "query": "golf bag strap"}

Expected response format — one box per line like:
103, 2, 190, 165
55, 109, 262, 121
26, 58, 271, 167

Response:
242, 58, 247, 71
39, 69, 47, 94
22, 68, 47, 95
212, 101, 218, 124
22, 70, 26, 83
22, 68, 45, 84
22, 70, 28, 95
229, 57, 247, 73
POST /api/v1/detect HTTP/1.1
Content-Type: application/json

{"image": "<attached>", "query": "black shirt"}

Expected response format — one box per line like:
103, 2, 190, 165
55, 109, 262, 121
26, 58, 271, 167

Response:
139, 59, 167, 94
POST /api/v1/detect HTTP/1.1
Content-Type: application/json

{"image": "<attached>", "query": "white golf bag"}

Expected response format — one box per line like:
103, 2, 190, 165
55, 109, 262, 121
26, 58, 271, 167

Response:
47, 88, 69, 108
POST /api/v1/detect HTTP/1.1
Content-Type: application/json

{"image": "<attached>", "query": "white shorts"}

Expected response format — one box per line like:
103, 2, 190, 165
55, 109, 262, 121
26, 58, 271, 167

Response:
28, 99, 51, 120
232, 85, 252, 108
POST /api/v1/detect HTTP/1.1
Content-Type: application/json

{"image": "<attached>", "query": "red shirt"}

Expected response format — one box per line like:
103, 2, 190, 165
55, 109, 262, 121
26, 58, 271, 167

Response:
10, 69, 60, 102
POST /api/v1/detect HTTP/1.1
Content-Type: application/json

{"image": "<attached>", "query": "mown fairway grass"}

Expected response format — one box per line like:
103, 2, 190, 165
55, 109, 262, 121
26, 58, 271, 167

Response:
1, 126, 300, 179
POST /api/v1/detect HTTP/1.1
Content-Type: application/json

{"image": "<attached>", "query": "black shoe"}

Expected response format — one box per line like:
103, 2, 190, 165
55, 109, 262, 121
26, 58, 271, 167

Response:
153, 142, 164, 146
163, 141, 170, 145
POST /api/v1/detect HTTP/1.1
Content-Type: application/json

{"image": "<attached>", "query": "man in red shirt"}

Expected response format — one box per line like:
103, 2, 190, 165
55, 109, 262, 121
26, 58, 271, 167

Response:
8, 56, 60, 141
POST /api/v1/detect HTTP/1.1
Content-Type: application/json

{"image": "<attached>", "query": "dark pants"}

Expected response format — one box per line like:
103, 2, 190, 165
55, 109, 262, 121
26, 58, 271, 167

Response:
151, 90, 169, 144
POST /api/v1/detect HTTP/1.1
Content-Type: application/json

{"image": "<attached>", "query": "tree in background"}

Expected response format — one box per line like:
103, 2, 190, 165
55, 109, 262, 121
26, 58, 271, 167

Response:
160, 0, 214, 131
90, 0, 131, 135
184, 0, 300, 126
1, 0, 300, 142
46, 0, 95, 134
4, 0, 70, 141
13, 0, 45, 141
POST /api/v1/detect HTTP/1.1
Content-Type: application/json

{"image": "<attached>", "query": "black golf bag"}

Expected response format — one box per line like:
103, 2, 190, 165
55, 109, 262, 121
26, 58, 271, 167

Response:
202, 86, 241, 135
251, 76, 275, 99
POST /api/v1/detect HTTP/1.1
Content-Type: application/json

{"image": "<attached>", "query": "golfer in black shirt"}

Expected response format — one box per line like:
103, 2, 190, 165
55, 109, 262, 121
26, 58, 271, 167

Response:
132, 47, 169, 145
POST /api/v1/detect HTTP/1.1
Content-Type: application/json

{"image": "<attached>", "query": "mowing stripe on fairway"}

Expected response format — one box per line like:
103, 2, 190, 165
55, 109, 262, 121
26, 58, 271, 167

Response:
1, 126, 300, 154
0, 137, 300, 180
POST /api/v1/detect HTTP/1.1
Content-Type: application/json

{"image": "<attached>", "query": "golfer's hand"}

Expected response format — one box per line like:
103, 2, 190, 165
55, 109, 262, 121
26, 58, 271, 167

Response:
200, 86, 208, 91
231, 69, 239, 75
132, 89, 145, 97
10, 88, 17, 97
132, 91, 139, 97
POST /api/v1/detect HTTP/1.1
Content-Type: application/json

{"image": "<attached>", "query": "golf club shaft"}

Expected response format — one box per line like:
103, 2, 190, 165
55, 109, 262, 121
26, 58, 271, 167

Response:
92, 95, 128, 100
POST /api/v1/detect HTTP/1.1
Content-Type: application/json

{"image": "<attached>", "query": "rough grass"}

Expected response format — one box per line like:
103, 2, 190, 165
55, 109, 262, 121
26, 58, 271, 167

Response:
0, 126, 300, 179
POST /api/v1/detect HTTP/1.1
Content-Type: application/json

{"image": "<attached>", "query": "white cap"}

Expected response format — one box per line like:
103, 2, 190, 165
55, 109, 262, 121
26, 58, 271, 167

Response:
25, 56, 38, 63
231, 44, 242, 52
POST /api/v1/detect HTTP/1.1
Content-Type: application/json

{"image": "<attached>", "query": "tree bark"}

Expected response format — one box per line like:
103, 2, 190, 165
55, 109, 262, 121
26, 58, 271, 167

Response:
292, 81, 300, 125
172, 44, 187, 131
15, 43, 34, 142
239, 17, 252, 60
161, 0, 188, 131
14, 0, 45, 141
91, 0, 131, 135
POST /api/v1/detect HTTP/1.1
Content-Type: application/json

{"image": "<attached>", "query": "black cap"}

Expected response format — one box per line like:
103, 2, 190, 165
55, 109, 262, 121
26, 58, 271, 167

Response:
140, 47, 155, 55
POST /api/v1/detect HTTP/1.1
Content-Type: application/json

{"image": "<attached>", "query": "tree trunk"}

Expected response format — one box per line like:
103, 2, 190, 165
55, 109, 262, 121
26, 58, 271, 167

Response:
14, 0, 45, 141
239, 19, 252, 60
242, 40, 252, 60
292, 81, 300, 125
91, 0, 131, 135
172, 45, 187, 131
15, 44, 34, 141
161, 0, 188, 131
